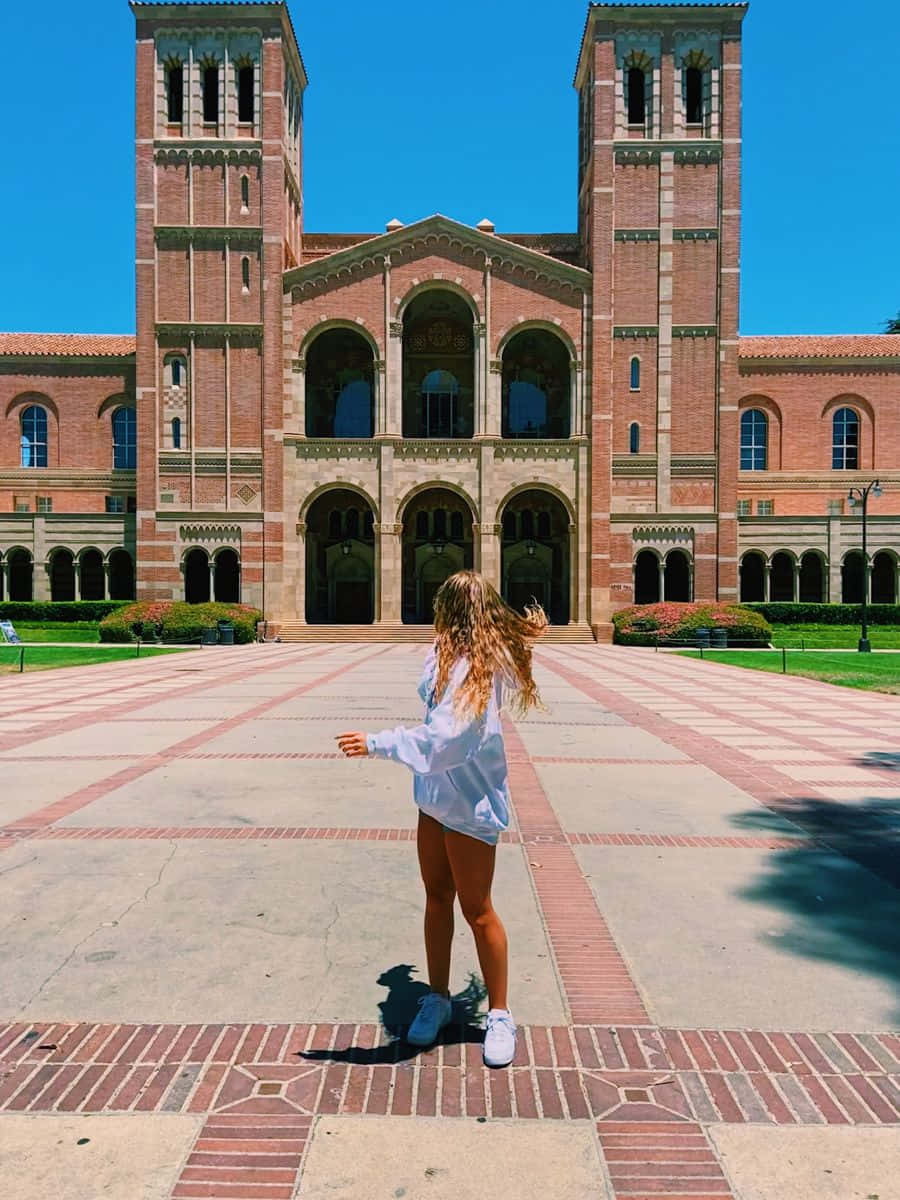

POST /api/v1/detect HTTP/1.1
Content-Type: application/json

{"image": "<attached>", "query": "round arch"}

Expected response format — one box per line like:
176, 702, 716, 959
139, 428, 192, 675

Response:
634, 548, 661, 605
799, 549, 826, 603
498, 487, 572, 624
4, 547, 34, 601
872, 549, 898, 605
48, 547, 76, 602
739, 394, 783, 470
495, 319, 577, 361
183, 546, 211, 604
769, 549, 797, 603
299, 319, 380, 361
5, 392, 60, 423
841, 550, 866, 604
97, 393, 131, 420
664, 548, 692, 601
107, 548, 135, 601
78, 547, 105, 602
300, 482, 380, 526
739, 550, 767, 602
494, 481, 575, 528
396, 480, 479, 527
400, 486, 475, 624
213, 547, 241, 603
394, 278, 480, 324
304, 488, 376, 624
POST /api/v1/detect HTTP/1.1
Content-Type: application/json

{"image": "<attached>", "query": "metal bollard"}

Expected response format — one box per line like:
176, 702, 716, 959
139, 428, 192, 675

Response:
19, 646, 25, 673
782, 647, 787, 674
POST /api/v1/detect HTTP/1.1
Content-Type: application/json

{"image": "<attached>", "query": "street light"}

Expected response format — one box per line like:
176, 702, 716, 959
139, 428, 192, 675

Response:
846, 479, 882, 653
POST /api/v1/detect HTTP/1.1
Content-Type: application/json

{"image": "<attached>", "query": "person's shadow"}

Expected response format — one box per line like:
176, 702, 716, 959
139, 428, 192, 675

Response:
297, 965, 486, 1064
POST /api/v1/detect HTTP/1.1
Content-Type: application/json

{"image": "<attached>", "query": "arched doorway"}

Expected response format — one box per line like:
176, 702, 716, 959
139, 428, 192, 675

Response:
79, 549, 105, 602
7, 550, 33, 601
842, 551, 865, 604
184, 548, 210, 604
799, 552, 825, 602
214, 548, 240, 603
305, 328, 375, 438
50, 550, 75, 601
499, 490, 570, 624
401, 487, 473, 624
402, 291, 474, 438
634, 549, 660, 605
501, 329, 570, 438
739, 552, 765, 602
664, 550, 691, 601
872, 552, 896, 604
770, 552, 794, 602
305, 489, 375, 623
108, 549, 134, 601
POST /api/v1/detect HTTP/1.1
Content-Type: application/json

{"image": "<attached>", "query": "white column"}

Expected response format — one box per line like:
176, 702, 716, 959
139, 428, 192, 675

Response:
376, 522, 402, 622
74, 560, 82, 601
0, 560, 8, 601
477, 522, 501, 592
568, 521, 578, 622
295, 520, 307, 623
387, 321, 403, 435
292, 358, 306, 436
571, 361, 584, 437
102, 561, 110, 601
792, 560, 800, 603
208, 558, 216, 603
658, 556, 666, 603
473, 322, 486, 437
765, 561, 772, 602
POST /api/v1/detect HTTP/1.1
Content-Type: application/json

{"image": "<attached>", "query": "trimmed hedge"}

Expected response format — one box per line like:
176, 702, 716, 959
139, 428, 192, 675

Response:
99, 600, 262, 644
745, 603, 900, 626
613, 601, 772, 647
0, 601, 130, 623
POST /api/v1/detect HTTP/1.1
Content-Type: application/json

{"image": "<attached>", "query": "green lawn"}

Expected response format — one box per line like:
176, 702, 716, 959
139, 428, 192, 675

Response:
768, 623, 900, 650
0, 644, 190, 674
677, 649, 900, 694
7, 622, 101, 643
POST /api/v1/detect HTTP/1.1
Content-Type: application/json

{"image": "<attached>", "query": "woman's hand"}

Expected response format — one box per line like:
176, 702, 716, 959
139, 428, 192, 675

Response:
336, 731, 369, 758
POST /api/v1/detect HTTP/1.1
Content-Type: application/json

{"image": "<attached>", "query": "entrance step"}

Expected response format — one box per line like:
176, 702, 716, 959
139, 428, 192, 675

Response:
273, 622, 597, 644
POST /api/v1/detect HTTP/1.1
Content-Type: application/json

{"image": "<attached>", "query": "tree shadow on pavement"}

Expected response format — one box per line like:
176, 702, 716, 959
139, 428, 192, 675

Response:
731, 797, 900, 1025
296, 964, 487, 1064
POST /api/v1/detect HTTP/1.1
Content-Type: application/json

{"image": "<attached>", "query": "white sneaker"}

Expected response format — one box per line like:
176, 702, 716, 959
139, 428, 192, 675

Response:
483, 1009, 517, 1067
406, 992, 453, 1046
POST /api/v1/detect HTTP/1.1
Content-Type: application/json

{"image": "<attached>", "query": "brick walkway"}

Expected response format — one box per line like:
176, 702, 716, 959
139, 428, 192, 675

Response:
0, 643, 898, 1199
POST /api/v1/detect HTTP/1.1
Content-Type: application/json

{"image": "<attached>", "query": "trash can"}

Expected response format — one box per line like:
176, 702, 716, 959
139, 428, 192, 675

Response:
201, 627, 217, 646
695, 627, 711, 649
217, 621, 235, 646
710, 628, 728, 649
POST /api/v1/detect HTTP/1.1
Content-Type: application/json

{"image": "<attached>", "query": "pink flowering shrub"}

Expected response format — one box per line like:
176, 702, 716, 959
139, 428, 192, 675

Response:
612, 602, 772, 646
99, 600, 262, 644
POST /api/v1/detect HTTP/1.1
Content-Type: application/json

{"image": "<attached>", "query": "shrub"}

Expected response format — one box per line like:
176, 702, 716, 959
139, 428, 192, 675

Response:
612, 601, 772, 646
99, 601, 262, 644
744, 602, 900, 626
0, 601, 130, 623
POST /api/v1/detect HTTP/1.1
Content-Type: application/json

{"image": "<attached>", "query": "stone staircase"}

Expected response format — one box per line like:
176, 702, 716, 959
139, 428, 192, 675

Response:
273, 622, 601, 644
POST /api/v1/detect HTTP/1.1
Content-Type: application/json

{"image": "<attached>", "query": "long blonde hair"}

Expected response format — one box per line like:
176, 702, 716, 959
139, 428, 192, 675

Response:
432, 570, 546, 718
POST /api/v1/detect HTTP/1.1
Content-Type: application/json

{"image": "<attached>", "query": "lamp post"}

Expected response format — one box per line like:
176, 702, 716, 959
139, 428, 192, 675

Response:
846, 479, 882, 653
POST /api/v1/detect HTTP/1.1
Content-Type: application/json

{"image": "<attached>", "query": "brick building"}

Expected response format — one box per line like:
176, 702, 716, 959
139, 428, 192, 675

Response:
1, 1, 897, 635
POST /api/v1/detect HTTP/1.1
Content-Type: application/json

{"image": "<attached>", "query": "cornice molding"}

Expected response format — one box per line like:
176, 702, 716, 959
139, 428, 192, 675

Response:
674, 228, 718, 241
156, 322, 263, 341
284, 214, 590, 297
154, 140, 262, 165
615, 229, 660, 242
674, 325, 718, 338
615, 326, 659, 339
155, 225, 262, 247
0, 469, 135, 489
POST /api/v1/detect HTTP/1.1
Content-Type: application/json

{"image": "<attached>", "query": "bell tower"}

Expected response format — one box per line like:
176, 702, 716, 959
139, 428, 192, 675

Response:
131, 1, 306, 609
575, 3, 747, 621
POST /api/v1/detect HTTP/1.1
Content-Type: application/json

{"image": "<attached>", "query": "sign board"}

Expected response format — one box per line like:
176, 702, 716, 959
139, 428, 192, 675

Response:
0, 620, 21, 644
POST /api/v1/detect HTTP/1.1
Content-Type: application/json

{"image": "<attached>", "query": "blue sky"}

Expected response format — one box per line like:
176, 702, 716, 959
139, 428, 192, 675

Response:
3, 0, 897, 335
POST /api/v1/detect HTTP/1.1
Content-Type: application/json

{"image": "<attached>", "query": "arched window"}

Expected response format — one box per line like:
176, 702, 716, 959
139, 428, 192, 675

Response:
240, 175, 250, 211
305, 328, 375, 438
832, 407, 859, 469
112, 407, 137, 470
420, 370, 459, 440
171, 417, 182, 449
171, 357, 183, 386
345, 508, 359, 538
166, 64, 183, 124
241, 256, 251, 292
740, 409, 768, 471
328, 510, 342, 540
629, 422, 640, 454
627, 67, 646, 125
630, 357, 640, 391
416, 510, 429, 540
237, 64, 254, 124
450, 511, 464, 541
20, 405, 48, 467
433, 508, 447, 539
402, 290, 474, 439
501, 329, 570, 439
502, 511, 517, 542
521, 509, 535, 539
685, 66, 704, 123
537, 511, 551, 540
202, 64, 219, 124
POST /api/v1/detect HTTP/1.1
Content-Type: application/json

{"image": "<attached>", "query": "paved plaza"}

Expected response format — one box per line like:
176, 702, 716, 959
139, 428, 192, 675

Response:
0, 642, 898, 1199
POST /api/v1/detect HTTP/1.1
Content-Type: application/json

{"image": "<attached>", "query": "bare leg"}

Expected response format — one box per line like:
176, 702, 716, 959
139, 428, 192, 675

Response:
443, 829, 508, 1011
416, 811, 456, 996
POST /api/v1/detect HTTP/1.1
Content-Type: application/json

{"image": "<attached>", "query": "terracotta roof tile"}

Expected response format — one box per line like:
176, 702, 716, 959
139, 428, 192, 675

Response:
739, 335, 900, 359
0, 333, 136, 358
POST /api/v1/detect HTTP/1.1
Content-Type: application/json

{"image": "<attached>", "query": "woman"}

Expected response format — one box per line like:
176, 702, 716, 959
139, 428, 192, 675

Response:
337, 569, 546, 1068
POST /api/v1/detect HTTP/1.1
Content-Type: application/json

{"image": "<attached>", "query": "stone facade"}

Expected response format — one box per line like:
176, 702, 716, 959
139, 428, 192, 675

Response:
1, 3, 898, 621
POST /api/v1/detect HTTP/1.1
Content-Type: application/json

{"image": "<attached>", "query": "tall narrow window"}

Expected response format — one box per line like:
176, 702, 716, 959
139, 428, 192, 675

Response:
202, 65, 219, 124
241, 256, 251, 292
171, 417, 182, 449
112, 407, 137, 470
685, 67, 704, 123
832, 407, 859, 469
740, 409, 768, 471
20, 405, 48, 467
167, 64, 183, 123
630, 356, 640, 391
627, 67, 646, 125
629, 422, 640, 454
171, 358, 182, 386
240, 174, 250, 211
237, 64, 254, 123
